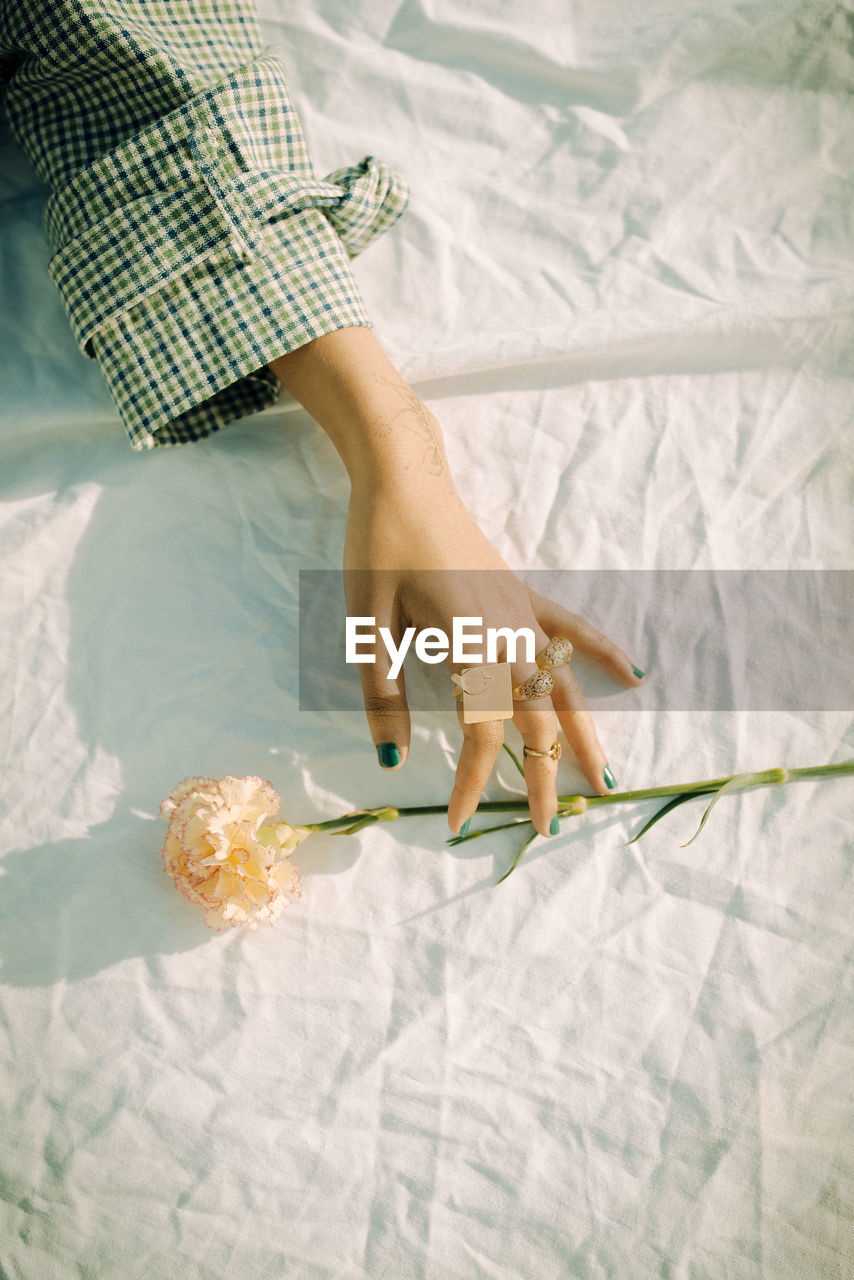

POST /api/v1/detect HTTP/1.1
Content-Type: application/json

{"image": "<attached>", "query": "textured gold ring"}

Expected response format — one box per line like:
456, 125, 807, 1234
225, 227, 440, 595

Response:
512, 669, 555, 701
536, 637, 573, 670
523, 742, 562, 761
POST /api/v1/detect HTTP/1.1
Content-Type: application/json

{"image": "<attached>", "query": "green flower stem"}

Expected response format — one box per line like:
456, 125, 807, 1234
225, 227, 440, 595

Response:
300, 762, 853, 833
558, 762, 854, 811
304, 800, 535, 833
295, 757, 854, 839
287, 761, 853, 890
304, 805, 403, 834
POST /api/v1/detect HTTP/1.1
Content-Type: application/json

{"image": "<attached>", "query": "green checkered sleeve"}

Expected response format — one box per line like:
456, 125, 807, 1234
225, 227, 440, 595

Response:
0, 1, 408, 450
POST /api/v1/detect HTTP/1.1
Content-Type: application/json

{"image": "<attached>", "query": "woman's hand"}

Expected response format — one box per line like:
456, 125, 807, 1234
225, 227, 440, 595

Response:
344, 464, 642, 837
268, 326, 644, 838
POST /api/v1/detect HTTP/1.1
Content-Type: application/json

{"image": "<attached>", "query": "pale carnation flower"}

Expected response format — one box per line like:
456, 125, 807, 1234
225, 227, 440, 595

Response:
160, 776, 308, 931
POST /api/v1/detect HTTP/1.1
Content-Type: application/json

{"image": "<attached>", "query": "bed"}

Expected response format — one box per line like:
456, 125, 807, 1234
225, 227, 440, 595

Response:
1, 1, 852, 1276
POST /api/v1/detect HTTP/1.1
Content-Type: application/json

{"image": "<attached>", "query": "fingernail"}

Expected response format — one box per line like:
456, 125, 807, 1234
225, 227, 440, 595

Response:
603, 765, 618, 790
549, 815, 560, 836
376, 742, 401, 769
632, 665, 646, 680
459, 817, 472, 837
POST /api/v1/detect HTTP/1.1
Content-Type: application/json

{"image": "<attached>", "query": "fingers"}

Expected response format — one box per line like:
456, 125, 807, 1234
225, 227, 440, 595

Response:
449, 645, 562, 837
447, 707, 504, 835
525, 588, 641, 793
549, 665, 615, 796
513, 699, 561, 837
354, 602, 412, 770
527, 587, 645, 687
358, 661, 411, 769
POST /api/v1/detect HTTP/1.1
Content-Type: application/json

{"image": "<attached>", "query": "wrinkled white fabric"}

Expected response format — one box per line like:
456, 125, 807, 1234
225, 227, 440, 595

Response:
0, 1, 852, 1277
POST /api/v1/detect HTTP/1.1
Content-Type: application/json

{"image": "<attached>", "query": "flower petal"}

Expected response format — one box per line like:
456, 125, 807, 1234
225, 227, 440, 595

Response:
161, 775, 301, 930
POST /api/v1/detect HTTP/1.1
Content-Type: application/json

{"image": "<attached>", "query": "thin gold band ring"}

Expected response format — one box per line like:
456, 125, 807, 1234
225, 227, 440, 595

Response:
523, 742, 562, 761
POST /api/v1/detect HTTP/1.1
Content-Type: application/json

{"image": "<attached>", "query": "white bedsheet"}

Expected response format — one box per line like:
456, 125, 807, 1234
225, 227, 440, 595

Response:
1, 2, 852, 1277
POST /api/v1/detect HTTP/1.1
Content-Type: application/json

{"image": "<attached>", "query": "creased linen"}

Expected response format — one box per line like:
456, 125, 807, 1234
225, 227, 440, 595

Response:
0, 1, 852, 1277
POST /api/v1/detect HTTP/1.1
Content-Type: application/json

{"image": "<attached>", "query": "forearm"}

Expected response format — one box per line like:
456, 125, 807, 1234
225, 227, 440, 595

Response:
267, 327, 453, 494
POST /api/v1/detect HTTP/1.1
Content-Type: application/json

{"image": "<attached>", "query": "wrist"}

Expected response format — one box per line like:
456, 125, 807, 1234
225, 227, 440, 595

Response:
268, 327, 454, 490
344, 402, 455, 493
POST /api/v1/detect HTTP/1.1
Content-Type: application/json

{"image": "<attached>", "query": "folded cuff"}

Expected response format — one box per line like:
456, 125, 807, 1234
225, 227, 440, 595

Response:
41, 51, 409, 449
92, 206, 373, 449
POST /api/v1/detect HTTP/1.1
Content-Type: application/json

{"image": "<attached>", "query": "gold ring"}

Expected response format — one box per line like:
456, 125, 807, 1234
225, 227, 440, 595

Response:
451, 666, 495, 700
512, 669, 555, 701
523, 742, 561, 761
452, 663, 514, 723
536, 637, 573, 670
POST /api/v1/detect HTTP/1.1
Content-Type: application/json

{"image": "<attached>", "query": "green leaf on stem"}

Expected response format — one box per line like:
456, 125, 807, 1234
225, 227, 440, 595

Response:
495, 827, 538, 885
332, 814, 382, 836
447, 818, 532, 847
679, 770, 787, 848
625, 790, 708, 845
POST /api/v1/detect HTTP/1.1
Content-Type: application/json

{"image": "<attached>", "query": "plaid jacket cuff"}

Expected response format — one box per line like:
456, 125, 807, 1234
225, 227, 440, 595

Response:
42, 52, 408, 450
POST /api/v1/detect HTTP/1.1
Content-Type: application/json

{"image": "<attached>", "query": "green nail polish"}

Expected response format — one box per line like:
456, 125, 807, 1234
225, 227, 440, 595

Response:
632, 665, 646, 680
376, 742, 401, 769
603, 765, 617, 790
459, 817, 472, 837
549, 815, 560, 836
